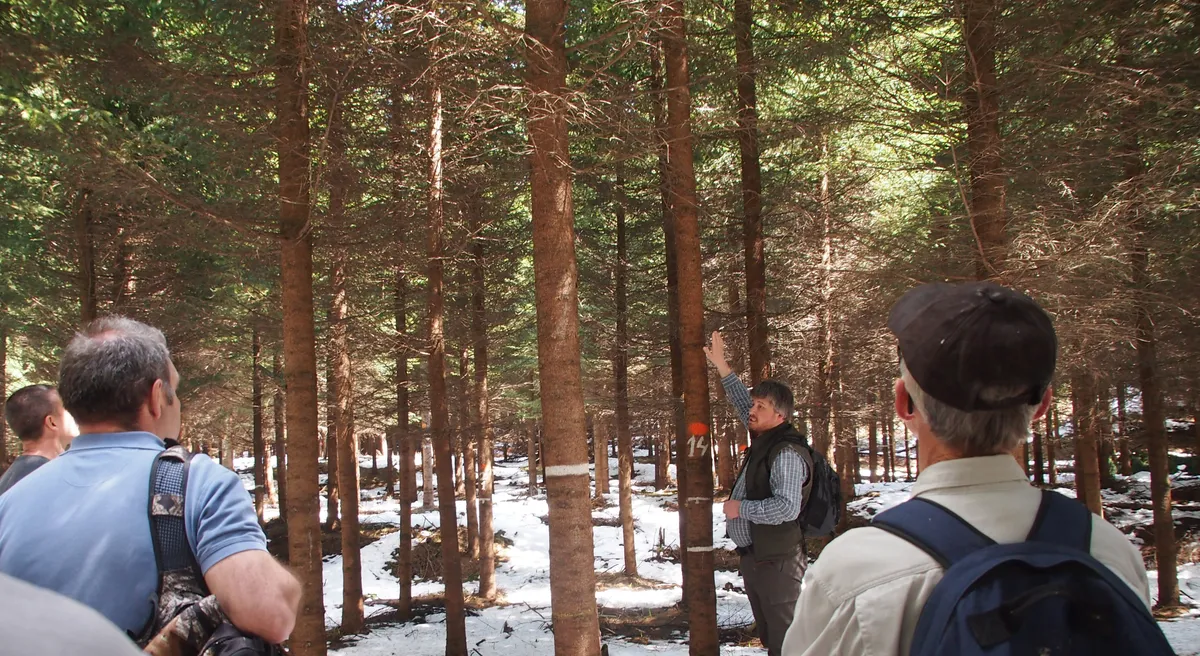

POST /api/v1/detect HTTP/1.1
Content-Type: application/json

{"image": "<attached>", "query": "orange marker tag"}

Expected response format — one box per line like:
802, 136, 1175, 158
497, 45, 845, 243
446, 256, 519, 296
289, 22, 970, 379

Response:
688, 422, 709, 436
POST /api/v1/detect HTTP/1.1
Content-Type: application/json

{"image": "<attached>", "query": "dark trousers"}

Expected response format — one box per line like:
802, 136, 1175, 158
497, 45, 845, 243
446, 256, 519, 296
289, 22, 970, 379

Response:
739, 549, 806, 656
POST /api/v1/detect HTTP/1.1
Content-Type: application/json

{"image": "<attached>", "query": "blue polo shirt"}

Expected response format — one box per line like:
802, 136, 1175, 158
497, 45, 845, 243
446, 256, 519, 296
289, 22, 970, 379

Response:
0, 432, 266, 635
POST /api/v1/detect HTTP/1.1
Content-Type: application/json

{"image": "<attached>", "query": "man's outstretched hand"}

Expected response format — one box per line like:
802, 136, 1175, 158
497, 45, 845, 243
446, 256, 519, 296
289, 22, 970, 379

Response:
703, 330, 734, 378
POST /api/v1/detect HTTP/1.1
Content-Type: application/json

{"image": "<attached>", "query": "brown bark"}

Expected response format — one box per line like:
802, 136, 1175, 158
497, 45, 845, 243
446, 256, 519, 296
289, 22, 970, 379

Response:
868, 405, 878, 484
656, 421, 672, 490
111, 225, 135, 311
614, 414, 637, 576
395, 272, 415, 618
1032, 428, 1045, 486
252, 328, 267, 521
524, 0, 603, 647
1071, 373, 1103, 516
426, 38, 468, 653
1116, 383, 1132, 476
734, 0, 769, 384
471, 214, 497, 600
273, 352, 288, 526
527, 421, 538, 495
811, 144, 835, 459
422, 434, 436, 510
1097, 384, 1116, 489
325, 351, 340, 532
76, 188, 97, 324
275, 0, 325, 649
593, 414, 610, 498
883, 409, 894, 483
460, 350, 479, 559
328, 102, 363, 631
612, 192, 631, 504
660, 0, 718, 646
963, 0, 1007, 279
1047, 402, 1058, 486
904, 425, 913, 481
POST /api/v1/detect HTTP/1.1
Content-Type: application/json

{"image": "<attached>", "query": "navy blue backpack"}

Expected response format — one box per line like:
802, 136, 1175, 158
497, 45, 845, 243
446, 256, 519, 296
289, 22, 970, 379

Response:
871, 490, 1175, 656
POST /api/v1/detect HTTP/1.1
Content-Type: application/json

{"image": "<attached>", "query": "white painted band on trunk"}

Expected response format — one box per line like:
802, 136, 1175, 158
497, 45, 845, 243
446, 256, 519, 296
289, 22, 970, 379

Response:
686, 546, 715, 553
686, 497, 710, 503
544, 463, 591, 477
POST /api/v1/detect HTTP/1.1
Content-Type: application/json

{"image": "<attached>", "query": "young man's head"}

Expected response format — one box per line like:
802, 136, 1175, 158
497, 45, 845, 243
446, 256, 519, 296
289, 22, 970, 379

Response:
887, 282, 1056, 466
58, 316, 181, 439
4, 385, 77, 448
748, 379, 794, 434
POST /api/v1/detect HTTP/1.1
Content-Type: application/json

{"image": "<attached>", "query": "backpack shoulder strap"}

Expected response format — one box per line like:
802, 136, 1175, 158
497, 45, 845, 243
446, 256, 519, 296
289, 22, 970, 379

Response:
1026, 489, 1092, 551
871, 497, 996, 568
149, 444, 203, 576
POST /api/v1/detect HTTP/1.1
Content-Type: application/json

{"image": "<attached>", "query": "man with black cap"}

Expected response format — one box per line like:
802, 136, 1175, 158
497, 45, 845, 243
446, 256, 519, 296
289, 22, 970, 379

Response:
780, 282, 1151, 655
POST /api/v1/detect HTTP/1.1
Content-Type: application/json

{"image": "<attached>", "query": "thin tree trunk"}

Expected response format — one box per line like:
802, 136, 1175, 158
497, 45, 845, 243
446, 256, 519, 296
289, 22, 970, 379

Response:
656, 421, 672, 490
734, 0, 769, 384
1032, 427, 1045, 486
425, 37, 467, 653
422, 434, 436, 510
111, 225, 135, 310
1117, 383, 1132, 475
883, 409, 894, 483
612, 191, 631, 506
273, 352, 288, 527
524, 0, 603, 646
868, 404, 878, 484
527, 420, 538, 495
395, 272, 414, 619
76, 188, 97, 324
611, 414, 636, 577
252, 328, 267, 521
461, 349, 479, 559
1072, 372, 1103, 516
904, 424, 913, 481
471, 214, 497, 600
1047, 402, 1058, 486
325, 351, 340, 532
328, 104, 362, 630
276, 0, 325, 649
593, 414, 610, 499
811, 142, 835, 460
963, 0, 1007, 279
660, 0, 718, 645
1098, 384, 1116, 489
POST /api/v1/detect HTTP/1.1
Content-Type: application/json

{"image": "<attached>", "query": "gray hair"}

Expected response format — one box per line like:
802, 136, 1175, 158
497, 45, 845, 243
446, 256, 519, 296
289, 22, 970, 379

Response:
58, 316, 175, 429
900, 359, 1037, 456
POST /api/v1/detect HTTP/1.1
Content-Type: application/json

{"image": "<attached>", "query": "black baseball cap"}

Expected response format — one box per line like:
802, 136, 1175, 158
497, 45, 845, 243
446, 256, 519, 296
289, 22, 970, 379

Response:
887, 282, 1056, 412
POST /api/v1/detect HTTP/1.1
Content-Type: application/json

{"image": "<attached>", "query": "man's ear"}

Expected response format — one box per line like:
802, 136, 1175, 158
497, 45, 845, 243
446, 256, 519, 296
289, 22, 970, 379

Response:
42, 413, 59, 434
1032, 386, 1053, 421
147, 378, 166, 420
894, 378, 916, 421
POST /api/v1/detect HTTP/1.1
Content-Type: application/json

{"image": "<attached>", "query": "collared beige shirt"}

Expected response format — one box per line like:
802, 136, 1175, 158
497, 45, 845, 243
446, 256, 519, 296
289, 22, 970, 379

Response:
781, 454, 1151, 656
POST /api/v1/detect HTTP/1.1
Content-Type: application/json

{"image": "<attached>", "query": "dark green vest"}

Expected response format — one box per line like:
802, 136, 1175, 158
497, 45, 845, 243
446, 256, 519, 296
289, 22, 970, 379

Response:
739, 422, 808, 561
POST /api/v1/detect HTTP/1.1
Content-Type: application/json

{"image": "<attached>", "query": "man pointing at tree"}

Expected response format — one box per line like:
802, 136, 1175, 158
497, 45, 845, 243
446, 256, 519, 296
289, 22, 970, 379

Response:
705, 330, 809, 656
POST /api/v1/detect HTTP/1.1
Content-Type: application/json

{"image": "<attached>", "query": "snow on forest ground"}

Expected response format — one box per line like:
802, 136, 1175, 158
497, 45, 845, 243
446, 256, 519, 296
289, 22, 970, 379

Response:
235, 453, 1200, 654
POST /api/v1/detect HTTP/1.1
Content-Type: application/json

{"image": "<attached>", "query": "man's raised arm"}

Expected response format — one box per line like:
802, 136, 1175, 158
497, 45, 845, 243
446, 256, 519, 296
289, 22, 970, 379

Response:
704, 330, 751, 428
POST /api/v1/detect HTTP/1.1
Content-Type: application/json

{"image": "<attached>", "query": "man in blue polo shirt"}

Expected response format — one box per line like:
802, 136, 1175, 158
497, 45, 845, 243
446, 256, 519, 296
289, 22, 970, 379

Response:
0, 317, 300, 644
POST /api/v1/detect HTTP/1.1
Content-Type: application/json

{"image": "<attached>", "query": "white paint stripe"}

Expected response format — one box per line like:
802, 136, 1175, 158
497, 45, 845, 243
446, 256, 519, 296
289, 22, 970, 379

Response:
686, 497, 710, 503
687, 546, 716, 553
544, 463, 591, 477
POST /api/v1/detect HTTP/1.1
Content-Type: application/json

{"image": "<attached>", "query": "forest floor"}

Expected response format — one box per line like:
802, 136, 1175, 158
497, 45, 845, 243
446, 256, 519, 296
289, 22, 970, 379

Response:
237, 452, 1200, 655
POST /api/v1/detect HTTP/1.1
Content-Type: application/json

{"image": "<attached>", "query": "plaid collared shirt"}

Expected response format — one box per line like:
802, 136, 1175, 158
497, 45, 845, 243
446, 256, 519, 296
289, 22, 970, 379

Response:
721, 373, 808, 549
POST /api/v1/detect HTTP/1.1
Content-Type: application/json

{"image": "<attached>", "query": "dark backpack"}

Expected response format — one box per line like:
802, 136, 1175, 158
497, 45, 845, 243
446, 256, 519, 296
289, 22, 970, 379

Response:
871, 490, 1174, 656
136, 444, 282, 656
794, 441, 841, 537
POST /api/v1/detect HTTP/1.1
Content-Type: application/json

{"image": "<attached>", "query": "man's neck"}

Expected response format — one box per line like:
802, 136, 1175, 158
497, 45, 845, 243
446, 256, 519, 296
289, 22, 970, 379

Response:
22, 439, 63, 460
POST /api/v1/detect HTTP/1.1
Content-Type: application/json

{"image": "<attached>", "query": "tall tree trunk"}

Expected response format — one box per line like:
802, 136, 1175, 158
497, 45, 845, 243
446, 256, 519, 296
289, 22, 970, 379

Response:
904, 425, 913, 481
524, 0, 603, 648
593, 414, 610, 499
273, 352, 288, 527
608, 415, 634, 577
734, 0, 769, 384
328, 104, 363, 630
76, 188, 97, 324
395, 272, 415, 619
1127, 138, 1178, 608
612, 190, 632, 509
660, 0, 718, 647
1032, 427, 1045, 486
651, 39, 690, 597
883, 408, 894, 483
811, 143, 835, 459
1117, 383, 1132, 476
1097, 384, 1116, 489
471, 214, 497, 601
868, 403, 878, 484
656, 421, 672, 490
963, 0, 1007, 279
460, 350, 479, 559
1071, 373, 1103, 516
325, 351, 340, 531
422, 434, 436, 510
425, 40, 468, 654
1047, 402, 1058, 486
111, 225, 135, 310
252, 328, 267, 521
275, 0, 325, 650
527, 420, 538, 495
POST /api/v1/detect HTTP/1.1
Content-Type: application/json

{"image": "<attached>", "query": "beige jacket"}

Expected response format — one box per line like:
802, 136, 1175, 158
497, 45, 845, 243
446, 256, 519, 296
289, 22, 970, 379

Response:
780, 455, 1151, 656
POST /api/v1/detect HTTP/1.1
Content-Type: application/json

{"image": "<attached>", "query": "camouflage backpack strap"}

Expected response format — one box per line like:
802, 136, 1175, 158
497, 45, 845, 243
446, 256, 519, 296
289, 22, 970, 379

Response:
138, 443, 223, 651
